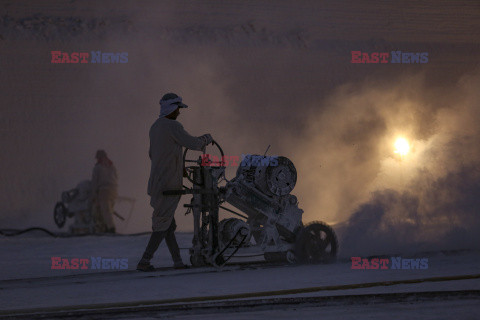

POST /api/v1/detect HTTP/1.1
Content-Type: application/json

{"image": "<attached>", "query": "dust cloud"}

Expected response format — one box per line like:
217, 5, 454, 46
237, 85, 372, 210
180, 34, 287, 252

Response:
291, 71, 480, 256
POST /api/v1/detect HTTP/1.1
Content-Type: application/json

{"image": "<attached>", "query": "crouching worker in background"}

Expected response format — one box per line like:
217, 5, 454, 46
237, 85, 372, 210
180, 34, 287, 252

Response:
91, 149, 118, 234
136, 93, 213, 272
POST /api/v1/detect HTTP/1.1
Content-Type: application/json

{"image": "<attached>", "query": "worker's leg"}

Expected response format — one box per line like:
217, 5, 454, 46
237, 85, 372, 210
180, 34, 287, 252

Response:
138, 196, 183, 271
106, 189, 117, 233
139, 230, 167, 265
93, 201, 107, 233
164, 219, 183, 265
98, 188, 115, 231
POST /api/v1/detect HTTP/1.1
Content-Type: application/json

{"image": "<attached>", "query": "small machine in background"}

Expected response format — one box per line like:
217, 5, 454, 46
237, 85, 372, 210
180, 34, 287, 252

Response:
53, 181, 135, 234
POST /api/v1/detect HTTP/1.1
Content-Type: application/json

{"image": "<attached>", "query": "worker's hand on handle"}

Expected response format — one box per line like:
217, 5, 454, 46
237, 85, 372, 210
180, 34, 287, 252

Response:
201, 133, 213, 146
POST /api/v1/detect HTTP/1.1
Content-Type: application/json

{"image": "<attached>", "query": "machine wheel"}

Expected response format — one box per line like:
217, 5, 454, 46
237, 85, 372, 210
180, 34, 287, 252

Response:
285, 250, 296, 263
264, 252, 282, 262
54, 202, 68, 228
190, 254, 207, 267
294, 221, 338, 264
264, 250, 296, 264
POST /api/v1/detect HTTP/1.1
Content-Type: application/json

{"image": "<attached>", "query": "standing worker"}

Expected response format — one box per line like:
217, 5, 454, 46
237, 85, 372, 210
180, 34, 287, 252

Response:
136, 93, 213, 271
91, 149, 118, 234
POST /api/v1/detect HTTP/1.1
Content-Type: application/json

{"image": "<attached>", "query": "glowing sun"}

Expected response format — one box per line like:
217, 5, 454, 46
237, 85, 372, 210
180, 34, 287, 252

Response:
394, 137, 410, 156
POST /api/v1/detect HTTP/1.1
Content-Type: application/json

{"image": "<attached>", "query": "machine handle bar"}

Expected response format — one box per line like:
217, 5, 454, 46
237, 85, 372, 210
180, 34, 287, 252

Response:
163, 189, 216, 196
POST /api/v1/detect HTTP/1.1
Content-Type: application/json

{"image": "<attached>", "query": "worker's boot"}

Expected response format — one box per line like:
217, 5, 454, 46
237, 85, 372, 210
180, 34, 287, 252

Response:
173, 260, 189, 269
136, 261, 155, 272
136, 253, 155, 272
165, 227, 188, 269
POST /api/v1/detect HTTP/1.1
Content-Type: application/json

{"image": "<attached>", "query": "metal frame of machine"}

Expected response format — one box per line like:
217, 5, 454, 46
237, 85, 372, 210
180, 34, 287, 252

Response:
163, 141, 338, 267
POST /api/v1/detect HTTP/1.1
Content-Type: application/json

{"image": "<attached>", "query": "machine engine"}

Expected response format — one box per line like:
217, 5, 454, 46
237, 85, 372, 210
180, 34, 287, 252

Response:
225, 154, 303, 239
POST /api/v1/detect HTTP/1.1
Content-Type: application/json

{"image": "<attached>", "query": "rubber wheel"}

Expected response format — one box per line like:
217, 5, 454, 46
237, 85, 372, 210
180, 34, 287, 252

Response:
54, 202, 68, 228
295, 221, 338, 264
190, 254, 207, 267
264, 251, 296, 264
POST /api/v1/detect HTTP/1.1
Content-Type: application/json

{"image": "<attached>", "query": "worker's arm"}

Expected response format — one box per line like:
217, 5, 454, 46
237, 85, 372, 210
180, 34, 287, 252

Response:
171, 121, 207, 151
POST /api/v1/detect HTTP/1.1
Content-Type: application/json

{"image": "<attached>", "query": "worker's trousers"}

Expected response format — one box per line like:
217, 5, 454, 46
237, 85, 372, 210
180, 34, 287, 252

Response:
139, 218, 182, 264
93, 187, 117, 231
